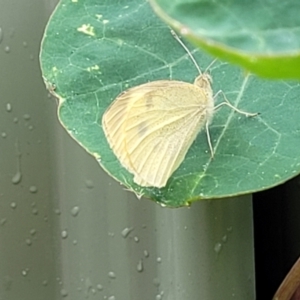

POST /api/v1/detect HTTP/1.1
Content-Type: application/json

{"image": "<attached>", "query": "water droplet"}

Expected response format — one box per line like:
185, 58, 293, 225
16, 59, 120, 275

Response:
108, 296, 116, 300
156, 257, 162, 263
214, 242, 222, 253
28, 125, 34, 131
85, 179, 94, 189
137, 260, 143, 272
155, 295, 162, 300
10, 202, 17, 209
30, 229, 37, 236
23, 114, 31, 120
108, 271, 116, 279
153, 278, 160, 287
4, 46, 10, 53
134, 236, 139, 243
21, 269, 29, 276
29, 186, 38, 193
54, 209, 61, 215
25, 238, 32, 246
22, 41, 28, 48
72, 239, 78, 245
32, 208, 38, 215
61, 230, 68, 239
71, 206, 80, 217
1, 218, 7, 226
1, 132, 7, 138
13, 117, 18, 123
227, 226, 233, 232
60, 289, 68, 297
97, 284, 103, 291
121, 227, 133, 238
29, 54, 34, 61
12, 171, 22, 184
42, 280, 48, 286
143, 250, 149, 258
222, 235, 228, 242
0, 28, 3, 44
6, 103, 12, 112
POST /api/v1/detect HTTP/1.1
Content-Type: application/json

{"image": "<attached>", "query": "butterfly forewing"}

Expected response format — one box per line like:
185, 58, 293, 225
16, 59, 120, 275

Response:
122, 80, 213, 187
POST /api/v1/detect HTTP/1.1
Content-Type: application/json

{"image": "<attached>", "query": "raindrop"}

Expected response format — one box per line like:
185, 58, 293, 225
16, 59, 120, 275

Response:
23, 114, 31, 120
121, 227, 133, 238
222, 235, 228, 243
71, 206, 80, 217
0, 218, 7, 226
29, 185, 38, 193
55, 209, 61, 215
214, 242, 222, 253
97, 284, 103, 291
108, 296, 116, 300
156, 257, 162, 263
61, 230, 68, 239
153, 278, 160, 287
25, 238, 32, 246
10, 202, 17, 209
143, 250, 149, 258
137, 260, 143, 272
134, 236, 139, 243
72, 239, 78, 245
85, 179, 94, 189
42, 280, 48, 286
0, 28, 3, 44
108, 271, 116, 279
21, 269, 29, 276
4, 46, 10, 53
1, 132, 7, 138
12, 171, 22, 184
22, 41, 28, 48
60, 289, 68, 297
32, 208, 38, 215
30, 229, 37, 236
6, 103, 12, 112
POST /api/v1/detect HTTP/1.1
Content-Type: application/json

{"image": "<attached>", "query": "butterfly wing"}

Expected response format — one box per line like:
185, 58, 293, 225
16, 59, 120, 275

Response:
102, 80, 214, 188
123, 81, 214, 187
102, 81, 174, 175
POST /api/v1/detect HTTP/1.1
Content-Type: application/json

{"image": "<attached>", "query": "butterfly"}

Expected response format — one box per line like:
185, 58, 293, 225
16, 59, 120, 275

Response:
102, 30, 257, 188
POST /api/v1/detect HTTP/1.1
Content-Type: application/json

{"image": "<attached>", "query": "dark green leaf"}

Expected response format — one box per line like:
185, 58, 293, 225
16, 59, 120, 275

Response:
150, 0, 300, 79
40, 0, 300, 207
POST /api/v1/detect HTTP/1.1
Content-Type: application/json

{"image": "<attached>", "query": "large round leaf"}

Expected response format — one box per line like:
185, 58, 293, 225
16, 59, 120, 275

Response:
40, 0, 300, 207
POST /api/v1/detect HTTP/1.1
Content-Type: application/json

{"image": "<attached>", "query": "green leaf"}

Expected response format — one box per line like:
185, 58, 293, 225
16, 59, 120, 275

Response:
150, 0, 300, 79
40, 0, 300, 207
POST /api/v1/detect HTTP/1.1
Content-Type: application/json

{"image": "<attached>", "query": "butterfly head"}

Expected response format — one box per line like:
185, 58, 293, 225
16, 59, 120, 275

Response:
194, 73, 212, 90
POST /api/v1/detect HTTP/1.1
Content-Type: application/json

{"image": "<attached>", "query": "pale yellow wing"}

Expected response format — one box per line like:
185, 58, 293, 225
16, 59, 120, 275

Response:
102, 80, 214, 188
102, 81, 175, 174
123, 81, 213, 187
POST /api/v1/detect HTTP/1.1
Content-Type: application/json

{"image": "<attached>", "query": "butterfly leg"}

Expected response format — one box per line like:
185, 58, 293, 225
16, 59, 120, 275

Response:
205, 120, 215, 158
213, 90, 258, 117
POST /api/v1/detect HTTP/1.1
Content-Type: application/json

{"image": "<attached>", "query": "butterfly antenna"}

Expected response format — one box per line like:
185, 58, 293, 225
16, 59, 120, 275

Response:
170, 30, 202, 75
204, 58, 217, 74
